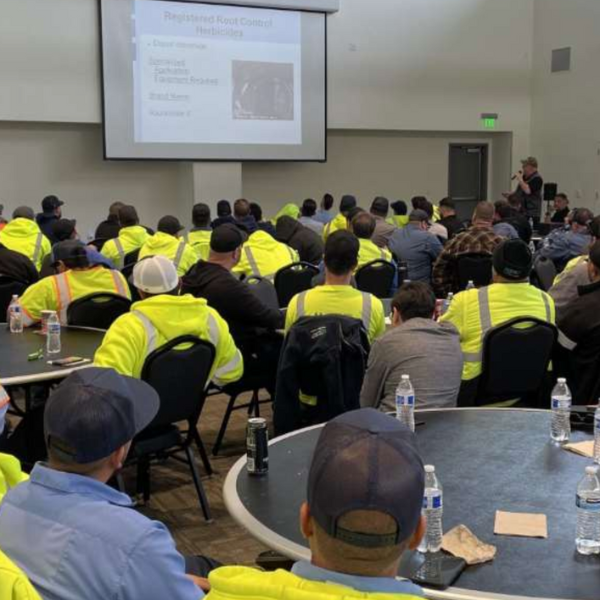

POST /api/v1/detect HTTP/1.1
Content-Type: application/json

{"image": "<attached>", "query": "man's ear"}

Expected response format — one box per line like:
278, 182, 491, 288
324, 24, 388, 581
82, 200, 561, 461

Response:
392, 307, 402, 327
408, 515, 426, 551
300, 502, 314, 540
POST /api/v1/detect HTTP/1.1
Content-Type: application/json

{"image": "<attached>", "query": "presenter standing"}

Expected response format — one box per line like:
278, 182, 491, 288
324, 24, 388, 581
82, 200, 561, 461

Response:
504, 157, 544, 224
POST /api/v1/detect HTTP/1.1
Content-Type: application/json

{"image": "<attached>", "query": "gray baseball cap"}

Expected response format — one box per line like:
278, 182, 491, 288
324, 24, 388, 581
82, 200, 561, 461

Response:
45, 368, 159, 464
307, 408, 425, 548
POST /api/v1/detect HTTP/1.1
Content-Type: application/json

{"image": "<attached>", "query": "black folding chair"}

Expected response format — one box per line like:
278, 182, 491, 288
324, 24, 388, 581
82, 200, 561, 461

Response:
132, 336, 216, 521
245, 276, 279, 311
274, 262, 319, 308
476, 317, 557, 407
455, 253, 493, 292
67, 293, 131, 330
533, 257, 557, 292
355, 260, 396, 299
0, 276, 28, 318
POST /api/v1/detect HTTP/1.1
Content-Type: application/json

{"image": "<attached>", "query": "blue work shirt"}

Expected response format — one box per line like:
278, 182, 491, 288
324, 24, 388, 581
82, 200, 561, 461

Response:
388, 224, 443, 284
537, 228, 592, 264
292, 561, 424, 596
0, 464, 203, 600
493, 222, 519, 240
314, 209, 334, 225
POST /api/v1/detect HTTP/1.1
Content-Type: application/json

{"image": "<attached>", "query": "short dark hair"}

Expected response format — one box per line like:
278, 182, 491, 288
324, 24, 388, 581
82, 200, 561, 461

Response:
421, 201, 434, 220
573, 208, 594, 227
589, 216, 600, 240
439, 198, 455, 210
352, 212, 376, 240
217, 200, 232, 217
249, 202, 263, 222
12, 206, 34, 220
109, 201, 125, 218
346, 207, 365, 224
234, 198, 250, 218
340, 195, 357, 215
556, 193, 569, 203
494, 200, 512, 220
302, 198, 318, 218
390, 200, 407, 216
322, 194, 334, 211
192, 203, 211, 228
370, 197, 389, 218
118, 205, 139, 227
324, 231, 359, 276
411, 196, 428, 211
589, 241, 600, 271
507, 194, 522, 210
392, 282, 436, 322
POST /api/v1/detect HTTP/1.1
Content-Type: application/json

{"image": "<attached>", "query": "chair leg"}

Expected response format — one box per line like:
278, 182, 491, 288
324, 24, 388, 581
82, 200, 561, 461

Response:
212, 394, 239, 456
192, 429, 213, 476
184, 445, 212, 522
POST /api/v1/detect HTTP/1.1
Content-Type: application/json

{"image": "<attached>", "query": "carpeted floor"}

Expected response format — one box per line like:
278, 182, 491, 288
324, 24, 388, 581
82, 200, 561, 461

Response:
129, 391, 274, 567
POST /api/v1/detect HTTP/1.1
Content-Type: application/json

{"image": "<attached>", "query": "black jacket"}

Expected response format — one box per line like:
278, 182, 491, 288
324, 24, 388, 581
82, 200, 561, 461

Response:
234, 216, 259, 235
276, 216, 324, 265
36, 213, 60, 244
439, 215, 466, 240
506, 211, 532, 244
95, 216, 121, 241
181, 261, 283, 345
558, 279, 600, 405
0, 243, 39, 284
273, 315, 369, 436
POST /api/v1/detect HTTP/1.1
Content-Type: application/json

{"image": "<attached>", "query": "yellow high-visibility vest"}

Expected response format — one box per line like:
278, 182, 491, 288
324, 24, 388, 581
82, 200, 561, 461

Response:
232, 231, 298, 280
138, 232, 198, 276
0, 219, 50, 272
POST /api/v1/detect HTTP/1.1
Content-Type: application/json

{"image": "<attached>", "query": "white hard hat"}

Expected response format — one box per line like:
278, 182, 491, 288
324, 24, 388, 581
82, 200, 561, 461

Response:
133, 255, 179, 295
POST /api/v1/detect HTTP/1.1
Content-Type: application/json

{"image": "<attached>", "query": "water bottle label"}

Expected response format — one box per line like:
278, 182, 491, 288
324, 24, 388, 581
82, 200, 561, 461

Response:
423, 494, 442, 510
552, 398, 569, 410
48, 324, 61, 334
396, 395, 415, 407
577, 495, 600, 511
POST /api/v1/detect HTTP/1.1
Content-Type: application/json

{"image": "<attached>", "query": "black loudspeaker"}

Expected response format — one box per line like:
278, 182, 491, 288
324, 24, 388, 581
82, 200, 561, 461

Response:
544, 183, 558, 201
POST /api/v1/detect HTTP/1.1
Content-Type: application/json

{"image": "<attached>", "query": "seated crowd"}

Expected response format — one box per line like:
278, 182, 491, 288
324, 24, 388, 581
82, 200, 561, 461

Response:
0, 186, 597, 599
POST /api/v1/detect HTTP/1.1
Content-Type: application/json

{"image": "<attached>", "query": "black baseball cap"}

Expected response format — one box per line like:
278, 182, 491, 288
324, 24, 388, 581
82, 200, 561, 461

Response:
493, 239, 533, 280
51, 240, 89, 268
158, 215, 184, 236
52, 219, 77, 242
45, 368, 159, 464
42, 195, 64, 212
307, 408, 425, 548
340, 195, 357, 214
211, 223, 246, 253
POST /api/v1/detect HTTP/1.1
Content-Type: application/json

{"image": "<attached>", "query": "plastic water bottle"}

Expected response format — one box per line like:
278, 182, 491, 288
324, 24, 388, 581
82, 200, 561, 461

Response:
594, 406, 600, 465
395, 375, 415, 432
440, 293, 454, 316
576, 466, 600, 555
466, 280, 476, 291
8, 295, 23, 334
550, 378, 571, 443
418, 465, 443, 553
46, 312, 61, 355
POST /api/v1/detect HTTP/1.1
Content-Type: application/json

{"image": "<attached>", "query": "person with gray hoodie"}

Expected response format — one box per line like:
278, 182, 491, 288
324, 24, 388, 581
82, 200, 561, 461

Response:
360, 282, 463, 412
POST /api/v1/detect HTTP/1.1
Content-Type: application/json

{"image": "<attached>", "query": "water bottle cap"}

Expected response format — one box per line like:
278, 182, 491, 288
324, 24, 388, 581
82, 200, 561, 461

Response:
557, 378, 566, 384
586, 466, 599, 476
425, 465, 435, 473
401, 374, 410, 380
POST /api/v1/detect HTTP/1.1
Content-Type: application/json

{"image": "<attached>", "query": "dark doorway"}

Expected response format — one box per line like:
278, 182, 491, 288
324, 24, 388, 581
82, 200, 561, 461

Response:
448, 144, 489, 220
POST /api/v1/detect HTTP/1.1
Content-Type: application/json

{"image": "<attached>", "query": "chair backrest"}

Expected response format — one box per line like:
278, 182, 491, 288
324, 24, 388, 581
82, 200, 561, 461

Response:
534, 257, 557, 292
67, 293, 132, 330
274, 262, 319, 308
0, 276, 29, 319
478, 317, 558, 405
456, 253, 493, 292
245, 276, 280, 311
355, 260, 396, 299
141, 335, 216, 430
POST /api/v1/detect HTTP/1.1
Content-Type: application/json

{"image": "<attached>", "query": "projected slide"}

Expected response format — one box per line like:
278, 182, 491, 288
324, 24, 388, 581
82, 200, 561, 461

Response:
133, 1, 302, 145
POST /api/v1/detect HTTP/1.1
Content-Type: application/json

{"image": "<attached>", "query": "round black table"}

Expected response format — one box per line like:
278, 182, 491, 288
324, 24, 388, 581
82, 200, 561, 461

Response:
0, 325, 105, 387
224, 409, 600, 600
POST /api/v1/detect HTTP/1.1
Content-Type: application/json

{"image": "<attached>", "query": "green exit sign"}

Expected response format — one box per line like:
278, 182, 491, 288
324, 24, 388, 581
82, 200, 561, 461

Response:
481, 113, 499, 130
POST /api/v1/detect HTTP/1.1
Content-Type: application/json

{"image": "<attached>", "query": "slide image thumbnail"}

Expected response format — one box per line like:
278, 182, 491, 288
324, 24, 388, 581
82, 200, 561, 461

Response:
232, 61, 294, 121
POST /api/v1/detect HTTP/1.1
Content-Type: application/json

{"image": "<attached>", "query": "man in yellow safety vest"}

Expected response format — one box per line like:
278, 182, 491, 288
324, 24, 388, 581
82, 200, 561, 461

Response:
286, 231, 386, 344
101, 206, 150, 269
440, 239, 555, 405
138, 216, 198, 277
19, 241, 130, 326
0, 207, 51, 272
185, 203, 212, 261
322, 195, 357, 241
94, 255, 243, 386
351, 212, 393, 271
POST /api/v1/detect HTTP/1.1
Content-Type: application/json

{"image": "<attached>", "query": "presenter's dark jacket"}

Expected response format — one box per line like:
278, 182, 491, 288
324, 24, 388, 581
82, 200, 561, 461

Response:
558, 279, 600, 405
514, 171, 543, 219
0, 243, 39, 285
181, 261, 283, 346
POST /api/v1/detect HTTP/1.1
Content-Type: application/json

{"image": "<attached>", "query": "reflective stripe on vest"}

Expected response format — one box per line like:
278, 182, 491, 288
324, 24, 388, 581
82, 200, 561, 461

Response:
296, 291, 372, 332
287, 247, 296, 262
463, 287, 553, 363
133, 311, 158, 355
55, 273, 72, 323
174, 241, 186, 270
244, 247, 260, 277
114, 239, 125, 269
111, 271, 128, 297
32, 233, 43, 265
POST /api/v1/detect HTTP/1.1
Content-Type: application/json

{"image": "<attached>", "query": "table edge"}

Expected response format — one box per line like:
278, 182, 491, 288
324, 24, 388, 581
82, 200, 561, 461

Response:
223, 408, 575, 600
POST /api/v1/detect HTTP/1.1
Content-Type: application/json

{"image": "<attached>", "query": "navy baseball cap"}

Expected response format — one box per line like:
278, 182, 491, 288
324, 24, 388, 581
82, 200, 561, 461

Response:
45, 368, 159, 464
307, 408, 425, 548
42, 195, 64, 212
493, 239, 533, 281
